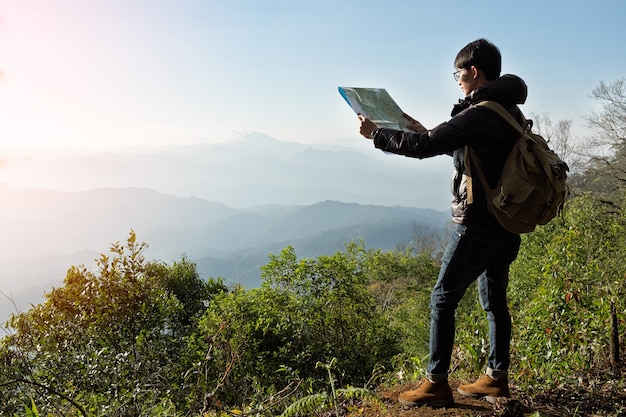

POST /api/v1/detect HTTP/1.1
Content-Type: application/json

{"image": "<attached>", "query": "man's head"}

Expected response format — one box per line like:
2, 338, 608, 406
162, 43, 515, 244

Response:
453, 39, 501, 96
454, 38, 501, 80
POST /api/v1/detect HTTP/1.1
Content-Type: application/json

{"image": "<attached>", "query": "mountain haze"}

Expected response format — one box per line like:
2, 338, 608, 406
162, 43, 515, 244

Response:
2, 133, 452, 208
0, 133, 452, 323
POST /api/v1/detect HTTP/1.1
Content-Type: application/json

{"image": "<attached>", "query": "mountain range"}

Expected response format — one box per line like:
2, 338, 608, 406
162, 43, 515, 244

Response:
2, 133, 452, 208
0, 133, 453, 323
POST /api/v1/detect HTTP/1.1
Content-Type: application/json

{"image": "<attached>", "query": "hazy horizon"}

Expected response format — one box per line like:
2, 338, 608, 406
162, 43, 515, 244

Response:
0, 134, 452, 324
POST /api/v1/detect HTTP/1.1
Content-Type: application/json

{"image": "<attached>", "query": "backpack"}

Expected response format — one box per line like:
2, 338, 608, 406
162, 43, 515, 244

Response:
465, 100, 569, 234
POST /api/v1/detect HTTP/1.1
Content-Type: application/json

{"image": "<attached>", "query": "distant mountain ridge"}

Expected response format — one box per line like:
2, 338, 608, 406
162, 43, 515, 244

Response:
194, 211, 448, 286
0, 133, 453, 322
0, 186, 448, 270
0, 188, 449, 323
1, 132, 452, 208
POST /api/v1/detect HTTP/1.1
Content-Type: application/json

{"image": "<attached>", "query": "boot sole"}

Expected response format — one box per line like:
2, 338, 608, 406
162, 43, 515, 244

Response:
398, 398, 455, 408
457, 388, 508, 404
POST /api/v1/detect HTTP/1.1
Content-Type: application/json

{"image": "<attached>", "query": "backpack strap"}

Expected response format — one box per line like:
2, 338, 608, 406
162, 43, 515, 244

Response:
474, 100, 528, 134
465, 145, 489, 205
465, 148, 475, 204
465, 100, 523, 205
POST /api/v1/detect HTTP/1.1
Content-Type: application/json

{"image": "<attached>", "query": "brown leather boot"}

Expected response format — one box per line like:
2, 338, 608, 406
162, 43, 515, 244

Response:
457, 374, 510, 403
398, 378, 454, 407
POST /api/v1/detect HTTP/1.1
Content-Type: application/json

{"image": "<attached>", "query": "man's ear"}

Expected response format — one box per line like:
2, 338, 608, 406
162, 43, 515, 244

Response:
470, 66, 490, 84
469, 66, 480, 79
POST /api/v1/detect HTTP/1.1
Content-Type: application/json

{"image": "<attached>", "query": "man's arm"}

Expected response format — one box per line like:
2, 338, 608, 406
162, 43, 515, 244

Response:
358, 112, 427, 139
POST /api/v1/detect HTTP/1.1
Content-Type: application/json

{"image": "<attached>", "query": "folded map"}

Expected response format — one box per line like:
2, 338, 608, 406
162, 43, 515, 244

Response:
338, 86, 409, 130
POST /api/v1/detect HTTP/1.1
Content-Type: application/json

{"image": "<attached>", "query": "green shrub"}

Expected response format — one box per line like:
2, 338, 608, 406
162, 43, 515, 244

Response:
192, 244, 404, 412
508, 195, 626, 387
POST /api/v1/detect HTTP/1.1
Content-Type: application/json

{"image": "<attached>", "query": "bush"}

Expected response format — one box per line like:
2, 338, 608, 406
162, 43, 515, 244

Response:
508, 195, 626, 386
0, 232, 224, 416
192, 244, 404, 412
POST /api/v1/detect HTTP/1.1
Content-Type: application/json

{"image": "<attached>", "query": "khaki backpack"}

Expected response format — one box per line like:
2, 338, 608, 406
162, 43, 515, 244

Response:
466, 101, 569, 234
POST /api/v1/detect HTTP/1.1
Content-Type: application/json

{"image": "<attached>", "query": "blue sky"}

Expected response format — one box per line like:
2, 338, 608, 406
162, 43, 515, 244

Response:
1, 0, 625, 150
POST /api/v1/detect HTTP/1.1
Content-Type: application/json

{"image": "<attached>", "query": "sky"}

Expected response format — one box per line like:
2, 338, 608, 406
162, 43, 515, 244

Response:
1, 0, 625, 151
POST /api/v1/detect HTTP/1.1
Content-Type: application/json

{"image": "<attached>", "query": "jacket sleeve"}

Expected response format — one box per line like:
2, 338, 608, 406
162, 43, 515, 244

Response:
372, 117, 472, 159
372, 129, 442, 159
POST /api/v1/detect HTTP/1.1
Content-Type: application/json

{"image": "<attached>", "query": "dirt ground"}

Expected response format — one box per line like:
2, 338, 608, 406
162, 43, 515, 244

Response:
369, 381, 524, 417
354, 377, 626, 417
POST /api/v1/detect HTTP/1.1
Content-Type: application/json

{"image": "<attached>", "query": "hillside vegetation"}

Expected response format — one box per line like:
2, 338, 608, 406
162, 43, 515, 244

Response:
2, 197, 625, 416
1, 79, 626, 416
0, 196, 448, 324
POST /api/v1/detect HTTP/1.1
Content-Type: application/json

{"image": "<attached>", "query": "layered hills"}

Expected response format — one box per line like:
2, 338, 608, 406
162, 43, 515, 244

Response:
0, 133, 452, 322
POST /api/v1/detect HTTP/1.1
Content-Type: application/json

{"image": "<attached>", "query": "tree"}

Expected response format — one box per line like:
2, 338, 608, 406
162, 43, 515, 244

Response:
0, 232, 222, 415
192, 243, 405, 413
578, 78, 626, 200
531, 112, 578, 171
396, 222, 448, 260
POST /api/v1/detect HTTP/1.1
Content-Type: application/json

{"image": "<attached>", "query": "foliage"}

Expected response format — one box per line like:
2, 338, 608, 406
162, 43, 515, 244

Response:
0, 231, 224, 416
191, 242, 407, 413
505, 195, 626, 385
4, 147, 626, 415
362, 247, 439, 362
278, 358, 385, 417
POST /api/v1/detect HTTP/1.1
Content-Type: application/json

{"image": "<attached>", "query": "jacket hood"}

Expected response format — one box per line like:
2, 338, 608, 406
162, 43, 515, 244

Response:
452, 74, 527, 116
470, 74, 527, 105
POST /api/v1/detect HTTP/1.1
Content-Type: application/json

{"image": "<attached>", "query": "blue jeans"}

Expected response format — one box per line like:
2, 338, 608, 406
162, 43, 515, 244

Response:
427, 223, 521, 379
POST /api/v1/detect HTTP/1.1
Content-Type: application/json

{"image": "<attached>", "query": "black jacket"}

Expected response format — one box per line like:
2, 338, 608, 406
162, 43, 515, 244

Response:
372, 74, 528, 231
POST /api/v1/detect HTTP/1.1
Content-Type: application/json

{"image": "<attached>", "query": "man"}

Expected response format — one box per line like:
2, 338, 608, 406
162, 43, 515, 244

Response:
357, 39, 525, 407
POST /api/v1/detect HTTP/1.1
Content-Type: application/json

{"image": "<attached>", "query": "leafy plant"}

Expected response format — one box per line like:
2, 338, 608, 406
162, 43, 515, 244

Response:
279, 358, 385, 417
507, 195, 626, 387
193, 243, 405, 411
0, 231, 221, 415
20, 400, 39, 417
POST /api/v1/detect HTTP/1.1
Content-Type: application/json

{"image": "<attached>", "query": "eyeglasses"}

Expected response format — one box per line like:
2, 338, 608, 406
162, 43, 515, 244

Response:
453, 68, 467, 82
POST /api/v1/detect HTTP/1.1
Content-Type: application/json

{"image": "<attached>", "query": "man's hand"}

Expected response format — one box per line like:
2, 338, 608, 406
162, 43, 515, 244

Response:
402, 112, 428, 133
358, 114, 378, 139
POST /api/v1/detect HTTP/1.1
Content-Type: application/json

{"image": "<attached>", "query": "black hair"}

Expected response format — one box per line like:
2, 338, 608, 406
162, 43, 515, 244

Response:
454, 39, 501, 81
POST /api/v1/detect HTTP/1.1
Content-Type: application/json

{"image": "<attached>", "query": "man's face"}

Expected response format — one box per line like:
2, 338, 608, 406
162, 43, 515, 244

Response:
457, 66, 481, 96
